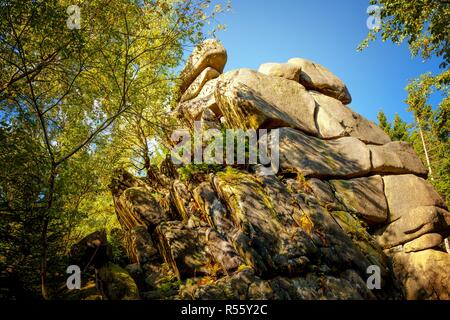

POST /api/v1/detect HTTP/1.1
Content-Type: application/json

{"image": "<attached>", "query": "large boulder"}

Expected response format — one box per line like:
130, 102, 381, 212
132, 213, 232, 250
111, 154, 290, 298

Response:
288, 58, 352, 104
126, 226, 158, 265
154, 221, 242, 279
258, 62, 302, 82
392, 250, 450, 300
383, 175, 447, 221
115, 187, 169, 231
330, 176, 388, 224
179, 39, 227, 95
213, 169, 317, 277
403, 234, 443, 253
215, 69, 318, 134
369, 142, 428, 176
376, 206, 450, 249
311, 91, 391, 144
180, 67, 221, 103
193, 182, 234, 234
70, 230, 111, 269
97, 263, 140, 300
276, 127, 371, 178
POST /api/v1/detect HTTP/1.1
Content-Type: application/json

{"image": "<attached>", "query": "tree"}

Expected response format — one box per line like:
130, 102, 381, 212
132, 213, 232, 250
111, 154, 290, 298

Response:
0, 0, 226, 299
377, 111, 411, 142
362, 0, 450, 207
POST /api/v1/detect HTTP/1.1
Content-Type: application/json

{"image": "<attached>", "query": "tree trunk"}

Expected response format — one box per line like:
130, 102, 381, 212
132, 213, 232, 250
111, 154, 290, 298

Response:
40, 165, 57, 300
416, 117, 434, 180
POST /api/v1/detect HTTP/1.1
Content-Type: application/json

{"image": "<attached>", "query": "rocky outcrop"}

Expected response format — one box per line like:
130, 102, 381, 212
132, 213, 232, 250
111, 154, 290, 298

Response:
107, 40, 450, 301
288, 58, 352, 104
179, 39, 227, 96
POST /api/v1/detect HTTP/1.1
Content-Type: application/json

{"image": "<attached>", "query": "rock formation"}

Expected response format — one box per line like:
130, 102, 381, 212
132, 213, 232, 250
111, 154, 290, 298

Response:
87, 39, 450, 300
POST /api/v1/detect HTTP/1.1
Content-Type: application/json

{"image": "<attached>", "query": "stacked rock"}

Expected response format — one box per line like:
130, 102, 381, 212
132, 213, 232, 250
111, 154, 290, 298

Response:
169, 39, 450, 300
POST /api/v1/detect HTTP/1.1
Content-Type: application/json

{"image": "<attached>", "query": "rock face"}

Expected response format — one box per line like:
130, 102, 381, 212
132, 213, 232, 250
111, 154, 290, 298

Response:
105, 40, 450, 301
179, 39, 227, 95
330, 176, 388, 224
312, 91, 391, 144
288, 58, 352, 104
258, 62, 302, 82
277, 127, 371, 178
216, 69, 318, 134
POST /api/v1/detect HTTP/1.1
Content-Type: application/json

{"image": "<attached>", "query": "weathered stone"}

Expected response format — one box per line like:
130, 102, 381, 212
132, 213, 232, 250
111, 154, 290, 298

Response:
170, 180, 194, 221
292, 195, 374, 275
126, 226, 158, 265
180, 67, 220, 103
383, 175, 446, 222
70, 230, 111, 269
213, 168, 317, 277
369, 142, 428, 176
276, 127, 371, 178
97, 263, 140, 300
404, 234, 443, 253
288, 58, 352, 104
307, 178, 336, 205
116, 187, 169, 231
215, 69, 318, 134
193, 182, 234, 234
393, 250, 450, 300
311, 91, 391, 144
331, 211, 389, 274
180, 39, 227, 94
154, 221, 242, 280
179, 268, 256, 300
154, 222, 211, 279
330, 176, 388, 224
377, 206, 450, 249
258, 62, 302, 82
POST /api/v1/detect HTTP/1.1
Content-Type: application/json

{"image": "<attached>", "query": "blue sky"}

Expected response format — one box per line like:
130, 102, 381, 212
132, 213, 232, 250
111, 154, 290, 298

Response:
204, 0, 442, 124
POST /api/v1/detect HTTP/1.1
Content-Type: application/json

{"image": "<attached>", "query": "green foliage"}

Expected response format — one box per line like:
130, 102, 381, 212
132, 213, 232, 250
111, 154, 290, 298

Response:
377, 111, 412, 141
359, 0, 450, 68
0, 0, 229, 299
363, 0, 450, 207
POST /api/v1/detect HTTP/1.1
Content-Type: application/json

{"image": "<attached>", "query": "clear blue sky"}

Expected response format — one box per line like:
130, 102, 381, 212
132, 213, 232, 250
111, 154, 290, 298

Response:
203, 0, 442, 124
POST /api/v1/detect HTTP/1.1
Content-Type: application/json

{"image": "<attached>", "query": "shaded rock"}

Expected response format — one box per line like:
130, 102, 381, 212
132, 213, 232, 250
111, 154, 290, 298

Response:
126, 226, 158, 265
288, 58, 352, 104
171, 180, 194, 221
192, 182, 234, 234
392, 250, 450, 300
404, 234, 443, 253
70, 230, 111, 269
383, 175, 446, 221
154, 221, 211, 279
125, 264, 145, 291
213, 169, 317, 277
215, 69, 318, 134
154, 221, 242, 280
258, 62, 302, 82
180, 39, 227, 95
180, 268, 256, 300
369, 142, 428, 176
330, 176, 388, 224
311, 91, 391, 144
97, 263, 140, 300
292, 195, 373, 276
115, 187, 169, 231
181, 67, 221, 103
276, 127, 371, 179
307, 178, 338, 207
376, 206, 450, 249
330, 211, 390, 277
